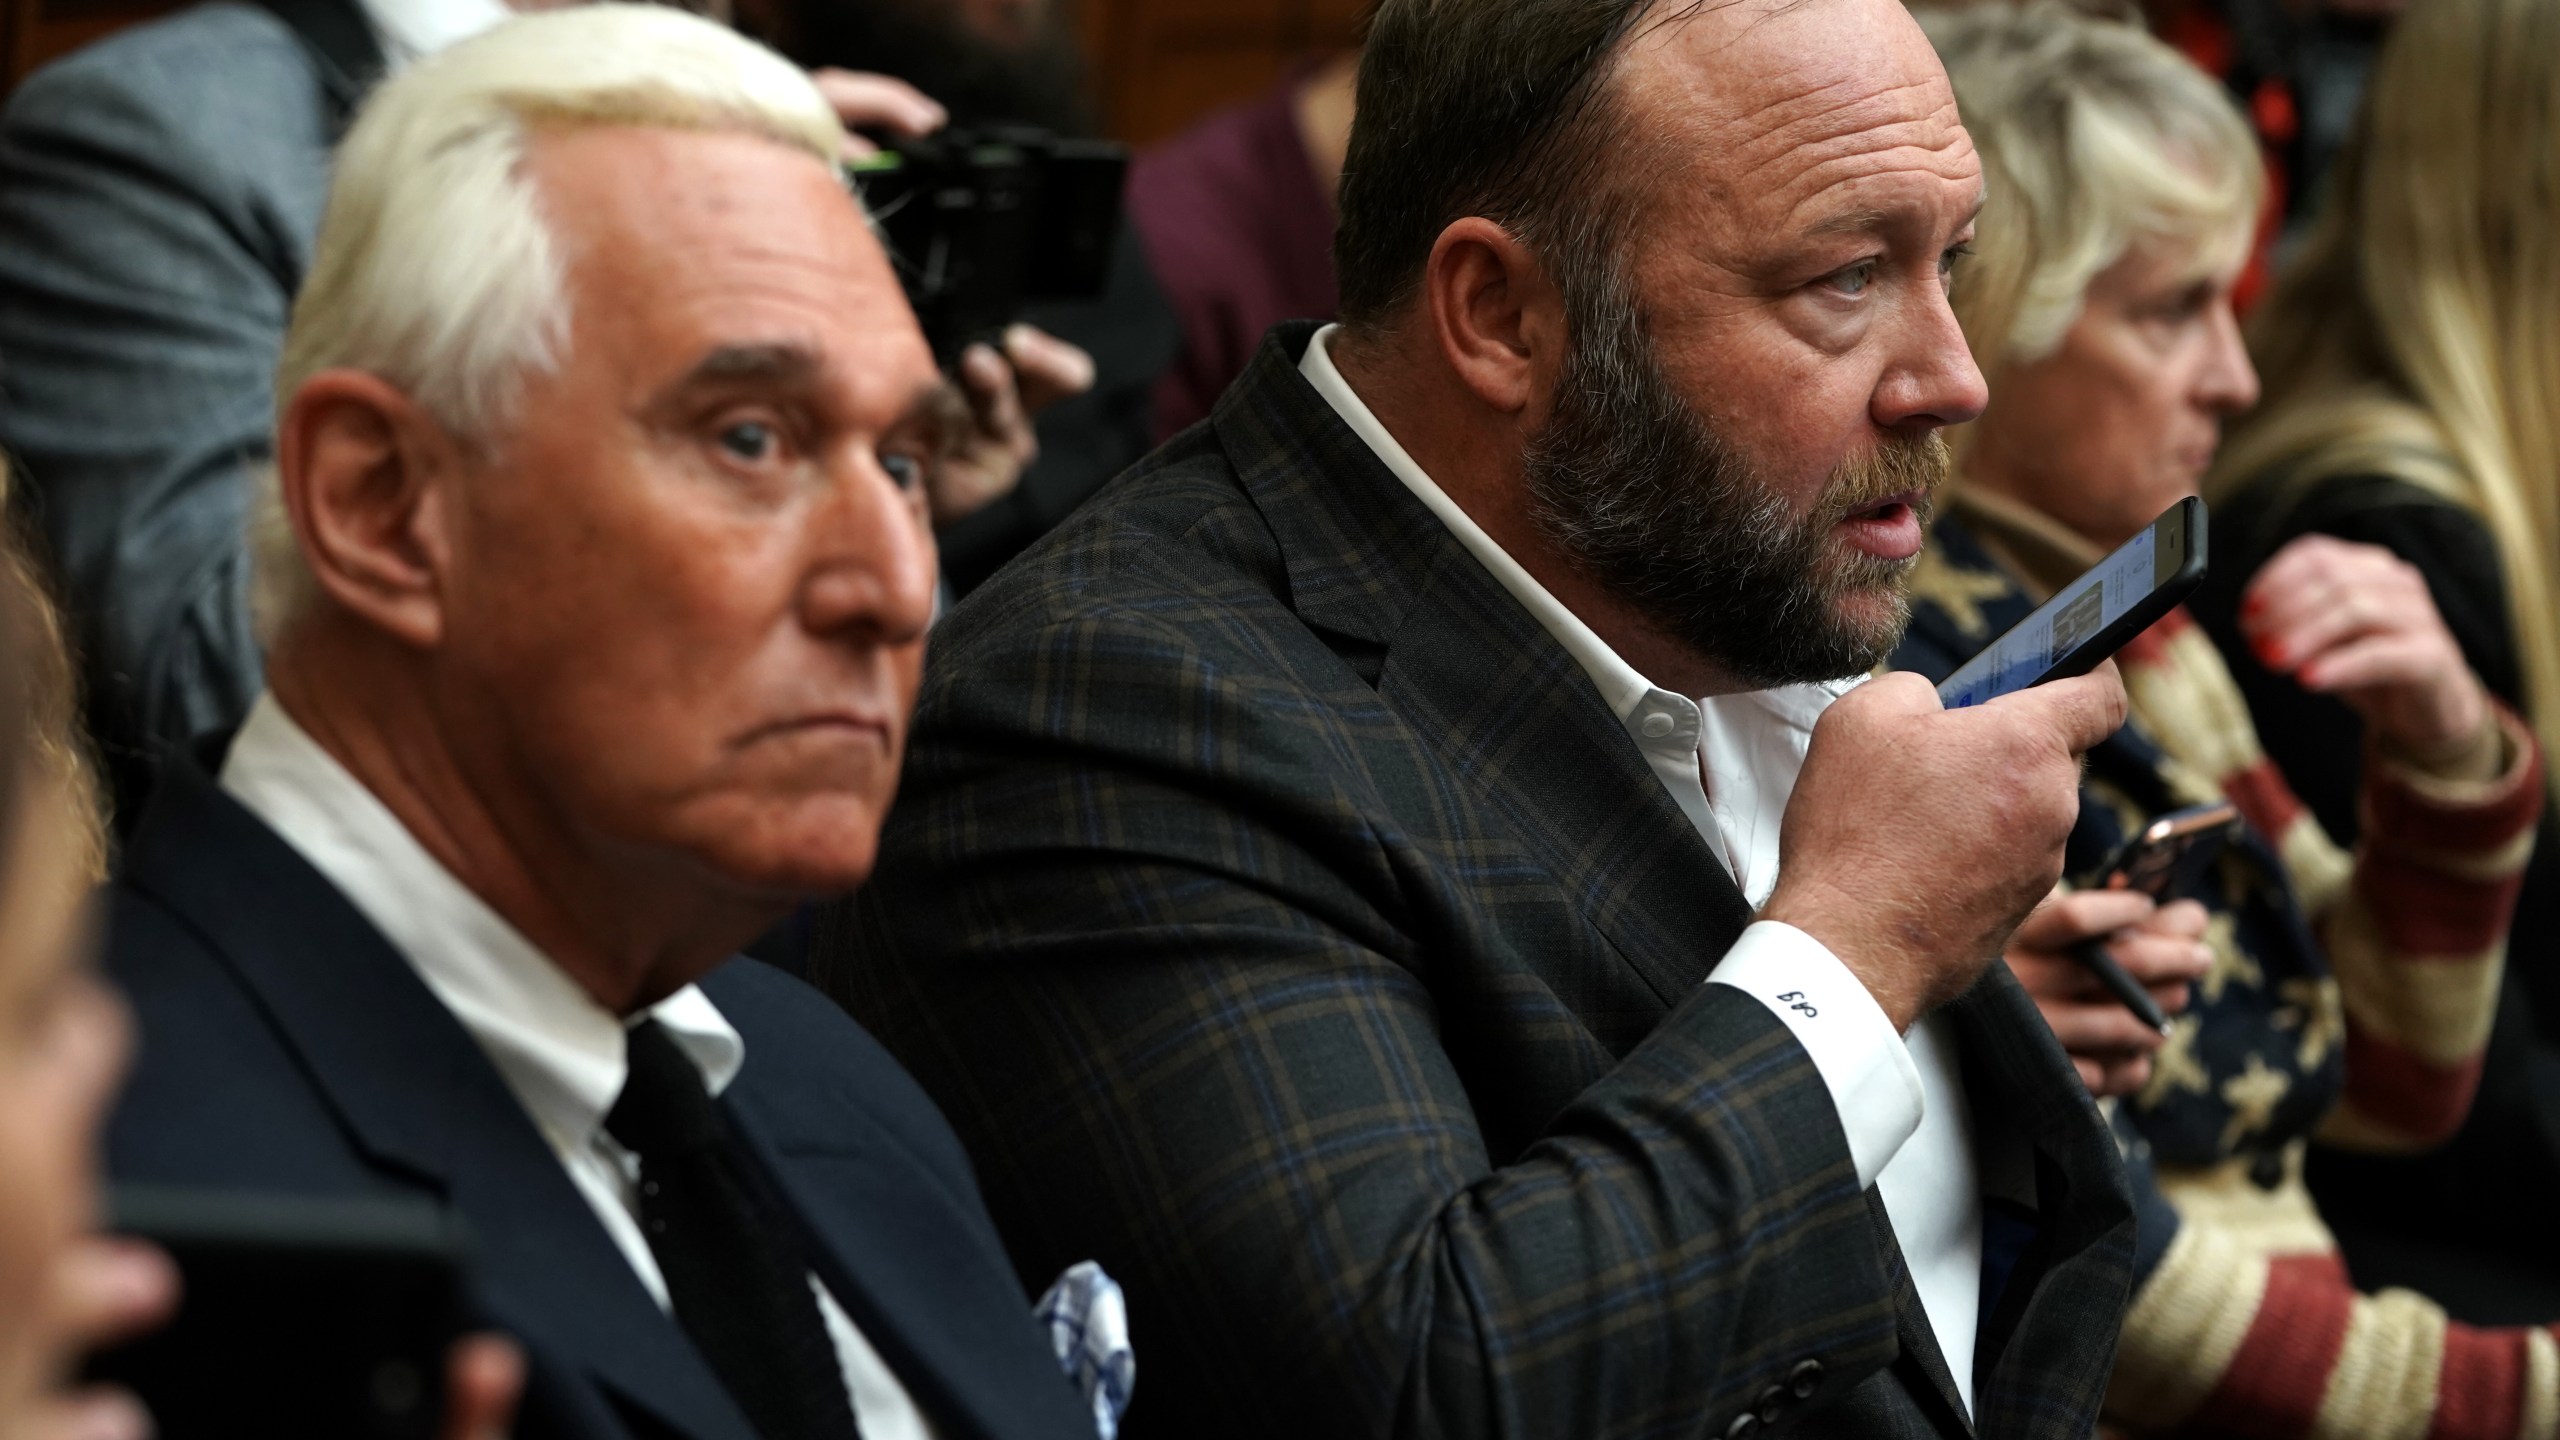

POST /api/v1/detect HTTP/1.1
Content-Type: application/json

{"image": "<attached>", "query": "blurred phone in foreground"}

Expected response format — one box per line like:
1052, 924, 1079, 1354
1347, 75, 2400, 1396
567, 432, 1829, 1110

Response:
1937, 496, 2207, 709
83, 1186, 469, 1440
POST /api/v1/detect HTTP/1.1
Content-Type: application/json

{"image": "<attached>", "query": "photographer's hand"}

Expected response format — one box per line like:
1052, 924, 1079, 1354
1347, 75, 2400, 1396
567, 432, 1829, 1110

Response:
811, 69, 947, 161
933, 325, 1097, 528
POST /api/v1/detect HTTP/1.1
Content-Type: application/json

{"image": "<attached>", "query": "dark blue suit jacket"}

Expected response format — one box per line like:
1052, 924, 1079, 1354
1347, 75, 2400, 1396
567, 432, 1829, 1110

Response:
103, 756, 1096, 1440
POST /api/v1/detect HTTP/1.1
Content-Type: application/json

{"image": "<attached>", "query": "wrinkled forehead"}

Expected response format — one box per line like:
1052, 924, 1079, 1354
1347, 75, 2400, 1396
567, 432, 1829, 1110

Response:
1611, 0, 1977, 220
525, 125, 931, 398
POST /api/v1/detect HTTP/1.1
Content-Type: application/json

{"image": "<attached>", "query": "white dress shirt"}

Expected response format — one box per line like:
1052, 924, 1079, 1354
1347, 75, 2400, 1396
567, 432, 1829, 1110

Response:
220, 695, 936, 1440
1300, 326, 1984, 1412
354, 0, 510, 68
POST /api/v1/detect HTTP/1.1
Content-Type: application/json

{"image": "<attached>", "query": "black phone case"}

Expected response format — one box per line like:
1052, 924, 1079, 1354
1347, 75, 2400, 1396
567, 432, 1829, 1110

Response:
83, 1187, 469, 1440
2038, 495, 2209, 685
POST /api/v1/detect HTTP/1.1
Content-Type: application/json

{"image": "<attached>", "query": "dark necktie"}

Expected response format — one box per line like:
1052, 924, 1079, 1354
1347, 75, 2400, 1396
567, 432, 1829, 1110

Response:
604, 1019, 865, 1440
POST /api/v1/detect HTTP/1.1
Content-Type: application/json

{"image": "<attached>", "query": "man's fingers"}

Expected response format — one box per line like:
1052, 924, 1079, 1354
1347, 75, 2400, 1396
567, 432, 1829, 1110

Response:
54, 1237, 179, 1350
1001, 325, 1096, 411
958, 344, 1026, 436
2021, 665, 2128, 754
811, 69, 947, 139
441, 1334, 525, 1440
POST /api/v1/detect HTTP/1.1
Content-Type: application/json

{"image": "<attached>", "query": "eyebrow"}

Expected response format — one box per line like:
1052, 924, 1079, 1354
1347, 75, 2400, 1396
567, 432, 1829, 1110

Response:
660, 343, 826, 399
1805, 189, 1989, 240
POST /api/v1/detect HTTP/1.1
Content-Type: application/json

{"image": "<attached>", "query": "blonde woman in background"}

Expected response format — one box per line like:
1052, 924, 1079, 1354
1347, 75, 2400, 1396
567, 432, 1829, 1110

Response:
1897, 6, 2559, 1434
0, 473, 518, 1437
0, 462, 171, 1440
2197, 0, 2560, 1331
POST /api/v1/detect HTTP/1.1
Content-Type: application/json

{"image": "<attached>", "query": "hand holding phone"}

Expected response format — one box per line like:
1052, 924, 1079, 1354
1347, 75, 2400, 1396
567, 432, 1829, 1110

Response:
1938, 497, 2207, 710
2062, 800, 2238, 1036
83, 1187, 479, 1440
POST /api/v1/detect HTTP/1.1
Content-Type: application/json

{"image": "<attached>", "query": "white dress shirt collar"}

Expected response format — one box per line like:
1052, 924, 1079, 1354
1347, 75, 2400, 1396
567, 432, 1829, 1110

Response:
1296, 324, 1860, 897
355, 0, 512, 69
217, 693, 745, 1160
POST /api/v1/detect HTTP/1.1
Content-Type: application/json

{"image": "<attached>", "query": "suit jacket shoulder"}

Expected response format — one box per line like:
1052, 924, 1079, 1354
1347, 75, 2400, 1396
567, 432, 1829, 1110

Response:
105, 761, 1089, 1440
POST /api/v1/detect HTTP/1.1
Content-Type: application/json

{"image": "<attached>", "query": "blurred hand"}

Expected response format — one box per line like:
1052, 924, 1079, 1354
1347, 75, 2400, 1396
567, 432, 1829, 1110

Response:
2240, 535, 2491, 767
934, 325, 1098, 528
1764, 666, 2130, 1030
2007, 889, 2211, 1096
440, 1333, 524, 1440
22, 1236, 176, 1440
811, 69, 947, 162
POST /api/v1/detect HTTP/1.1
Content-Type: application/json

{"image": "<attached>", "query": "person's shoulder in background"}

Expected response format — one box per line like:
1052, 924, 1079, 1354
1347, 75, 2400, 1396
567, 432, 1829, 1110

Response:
1126, 71, 1340, 443
2, 2, 341, 205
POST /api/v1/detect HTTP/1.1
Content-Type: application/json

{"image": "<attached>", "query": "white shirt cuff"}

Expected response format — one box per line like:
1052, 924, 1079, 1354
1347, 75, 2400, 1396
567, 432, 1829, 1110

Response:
1707, 920, 1925, 1189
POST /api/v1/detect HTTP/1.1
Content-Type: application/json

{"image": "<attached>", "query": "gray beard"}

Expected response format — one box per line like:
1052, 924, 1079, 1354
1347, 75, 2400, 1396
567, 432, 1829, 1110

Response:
1521, 281, 1947, 688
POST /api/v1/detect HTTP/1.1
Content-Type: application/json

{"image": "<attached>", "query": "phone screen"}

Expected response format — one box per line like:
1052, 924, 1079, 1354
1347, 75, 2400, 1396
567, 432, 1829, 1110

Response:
1937, 519, 2169, 710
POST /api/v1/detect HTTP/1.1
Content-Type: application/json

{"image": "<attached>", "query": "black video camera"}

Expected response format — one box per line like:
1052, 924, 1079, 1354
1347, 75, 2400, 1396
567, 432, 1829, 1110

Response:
851, 127, 1128, 368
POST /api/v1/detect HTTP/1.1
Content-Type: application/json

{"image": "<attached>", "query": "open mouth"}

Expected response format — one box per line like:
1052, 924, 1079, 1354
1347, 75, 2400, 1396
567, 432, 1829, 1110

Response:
1834, 491, 1927, 561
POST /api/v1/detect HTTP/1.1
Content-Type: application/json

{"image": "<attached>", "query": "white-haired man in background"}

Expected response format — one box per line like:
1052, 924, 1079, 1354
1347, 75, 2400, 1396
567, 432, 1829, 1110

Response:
94, 10, 1113, 1440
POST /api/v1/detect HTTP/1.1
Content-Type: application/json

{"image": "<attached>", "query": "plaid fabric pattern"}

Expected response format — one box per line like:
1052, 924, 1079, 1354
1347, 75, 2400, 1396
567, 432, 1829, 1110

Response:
824, 324, 2135, 1440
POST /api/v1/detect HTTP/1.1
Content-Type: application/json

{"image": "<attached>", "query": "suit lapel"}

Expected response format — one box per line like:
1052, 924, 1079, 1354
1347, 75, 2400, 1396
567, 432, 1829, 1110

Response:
1214, 324, 1754, 1007
1936, 964, 2136, 1421
1865, 1190, 1975, 1437
723, 1096, 1063, 1440
120, 763, 757, 1440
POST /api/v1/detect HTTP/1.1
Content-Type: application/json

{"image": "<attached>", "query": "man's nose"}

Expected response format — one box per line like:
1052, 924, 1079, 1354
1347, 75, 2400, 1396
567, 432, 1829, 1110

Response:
1874, 286, 1991, 433
799, 457, 939, 646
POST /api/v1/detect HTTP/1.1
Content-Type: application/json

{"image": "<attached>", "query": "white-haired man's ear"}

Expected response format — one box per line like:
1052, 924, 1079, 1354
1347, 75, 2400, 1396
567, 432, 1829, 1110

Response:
273, 371, 458, 651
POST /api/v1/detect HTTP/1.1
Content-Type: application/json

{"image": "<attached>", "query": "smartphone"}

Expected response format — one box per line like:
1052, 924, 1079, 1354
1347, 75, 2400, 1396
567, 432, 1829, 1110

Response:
2084, 800, 2240, 900
1937, 496, 2207, 709
83, 1186, 470, 1440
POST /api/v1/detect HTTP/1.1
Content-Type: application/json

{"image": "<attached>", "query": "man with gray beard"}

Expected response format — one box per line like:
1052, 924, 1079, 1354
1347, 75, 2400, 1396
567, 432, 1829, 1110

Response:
825, 0, 2137, 1435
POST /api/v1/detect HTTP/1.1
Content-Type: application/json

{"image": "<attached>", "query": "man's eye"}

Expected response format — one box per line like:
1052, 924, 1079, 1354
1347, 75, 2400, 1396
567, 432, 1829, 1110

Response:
881, 452, 925, 491
717, 422, 777, 463
1826, 261, 1878, 297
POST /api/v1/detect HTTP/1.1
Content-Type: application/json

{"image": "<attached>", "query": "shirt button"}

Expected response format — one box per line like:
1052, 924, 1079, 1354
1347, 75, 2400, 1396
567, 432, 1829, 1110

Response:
1640, 711, 1677, 738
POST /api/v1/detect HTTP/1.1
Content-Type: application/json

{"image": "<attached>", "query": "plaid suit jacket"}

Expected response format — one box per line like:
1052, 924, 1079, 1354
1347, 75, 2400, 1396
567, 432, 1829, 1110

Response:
823, 323, 2135, 1439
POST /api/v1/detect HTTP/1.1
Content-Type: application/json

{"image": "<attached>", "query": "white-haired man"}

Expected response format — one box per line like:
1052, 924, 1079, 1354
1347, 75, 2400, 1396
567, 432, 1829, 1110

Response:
96, 10, 1106, 1440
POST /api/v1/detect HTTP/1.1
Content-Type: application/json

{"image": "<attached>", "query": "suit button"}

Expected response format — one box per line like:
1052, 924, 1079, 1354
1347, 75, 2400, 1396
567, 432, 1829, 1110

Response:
1756, 1384, 1788, 1422
1724, 1415, 1760, 1440
1789, 1359, 1824, 1399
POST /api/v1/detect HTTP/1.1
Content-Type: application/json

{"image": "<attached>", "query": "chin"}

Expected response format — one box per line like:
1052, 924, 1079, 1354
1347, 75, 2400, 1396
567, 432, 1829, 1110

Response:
691, 797, 892, 900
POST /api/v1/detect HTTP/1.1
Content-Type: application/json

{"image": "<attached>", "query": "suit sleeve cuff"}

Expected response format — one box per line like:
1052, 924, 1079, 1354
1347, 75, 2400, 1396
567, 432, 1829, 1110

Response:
1707, 920, 1924, 1189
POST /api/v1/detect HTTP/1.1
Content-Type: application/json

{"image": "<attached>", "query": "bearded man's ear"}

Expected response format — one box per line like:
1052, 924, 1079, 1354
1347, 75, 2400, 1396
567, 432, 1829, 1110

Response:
1423, 216, 1568, 417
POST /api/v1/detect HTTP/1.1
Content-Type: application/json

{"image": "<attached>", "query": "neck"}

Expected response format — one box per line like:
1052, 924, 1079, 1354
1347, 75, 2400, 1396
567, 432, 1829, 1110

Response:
1329, 324, 1750, 698
266, 621, 779, 1016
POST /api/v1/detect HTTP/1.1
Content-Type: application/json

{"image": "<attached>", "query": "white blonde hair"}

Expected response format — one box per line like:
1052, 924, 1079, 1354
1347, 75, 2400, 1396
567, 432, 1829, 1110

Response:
255, 3, 845, 634
1921, 3, 2263, 371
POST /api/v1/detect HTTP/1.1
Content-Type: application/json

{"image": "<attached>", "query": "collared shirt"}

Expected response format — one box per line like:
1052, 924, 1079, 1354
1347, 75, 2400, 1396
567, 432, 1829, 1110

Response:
220, 694, 936, 1440
354, 0, 511, 69
1300, 326, 1983, 1413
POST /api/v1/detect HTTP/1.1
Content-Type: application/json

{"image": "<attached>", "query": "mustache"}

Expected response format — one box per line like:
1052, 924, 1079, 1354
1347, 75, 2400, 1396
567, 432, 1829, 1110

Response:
1817, 431, 1951, 527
